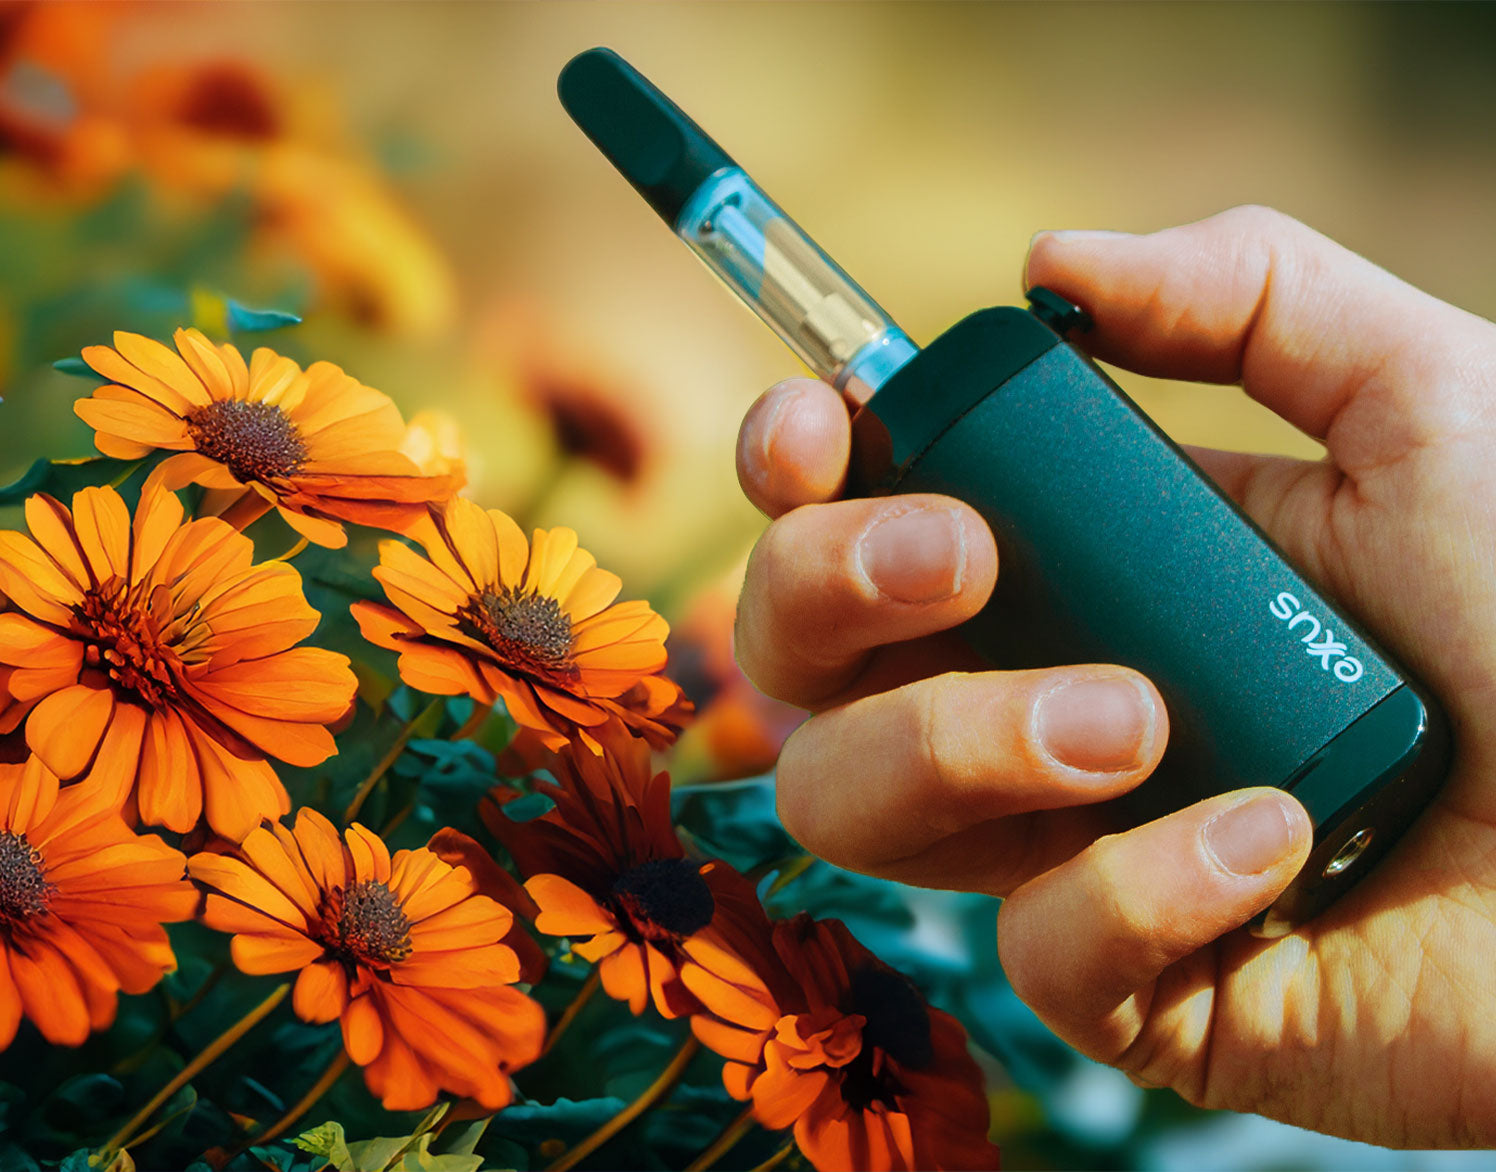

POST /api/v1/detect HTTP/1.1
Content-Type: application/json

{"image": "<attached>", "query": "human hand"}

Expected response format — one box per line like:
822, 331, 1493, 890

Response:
734, 205, 1496, 1146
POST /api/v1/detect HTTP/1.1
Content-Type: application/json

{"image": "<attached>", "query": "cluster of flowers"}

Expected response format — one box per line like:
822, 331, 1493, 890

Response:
0, 327, 998, 1170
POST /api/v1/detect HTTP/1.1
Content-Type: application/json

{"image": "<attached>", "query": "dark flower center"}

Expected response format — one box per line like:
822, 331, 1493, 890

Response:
609, 858, 715, 944
176, 64, 280, 141
0, 831, 51, 925
77, 579, 182, 709
464, 587, 576, 675
321, 880, 412, 967
186, 399, 306, 483
836, 965, 934, 1111
847, 965, 934, 1070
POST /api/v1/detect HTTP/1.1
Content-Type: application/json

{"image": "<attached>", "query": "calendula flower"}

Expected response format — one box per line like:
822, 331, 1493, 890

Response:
72, 328, 460, 548
683, 914, 999, 1172
0, 483, 356, 840
0, 754, 195, 1048
482, 721, 755, 1018
188, 807, 544, 1111
351, 497, 669, 752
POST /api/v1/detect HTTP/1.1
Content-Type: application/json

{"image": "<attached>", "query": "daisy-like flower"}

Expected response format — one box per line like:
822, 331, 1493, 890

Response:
0, 754, 195, 1049
482, 720, 756, 1018
351, 496, 670, 752
683, 914, 999, 1172
0, 484, 357, 840
72, 328, 460, 549
188, 807, 545, 1111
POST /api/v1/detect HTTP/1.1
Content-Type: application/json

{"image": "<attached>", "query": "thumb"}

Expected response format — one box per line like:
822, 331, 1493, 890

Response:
1023, 205, 1496, 470
996, 787, 1312, 1091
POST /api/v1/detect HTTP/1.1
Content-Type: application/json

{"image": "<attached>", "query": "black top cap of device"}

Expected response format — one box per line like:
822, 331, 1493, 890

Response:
558, 47, 735, 226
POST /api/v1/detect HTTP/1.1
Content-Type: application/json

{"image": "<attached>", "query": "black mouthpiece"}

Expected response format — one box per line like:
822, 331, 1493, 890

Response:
558, 47, 735, 226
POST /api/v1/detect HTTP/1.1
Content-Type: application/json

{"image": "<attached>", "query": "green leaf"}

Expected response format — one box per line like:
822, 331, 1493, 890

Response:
51, 356, 99, 378
291, 1120, 353, 1170
0, 456, 133, 505
342, 1135, 411, 1172
437, 1119, 488, 1157
391, 1134, 482, 1172
227, 300, 303, 333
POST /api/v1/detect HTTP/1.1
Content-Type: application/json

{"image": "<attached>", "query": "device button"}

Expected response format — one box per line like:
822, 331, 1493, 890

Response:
1026, 286, 1094, 336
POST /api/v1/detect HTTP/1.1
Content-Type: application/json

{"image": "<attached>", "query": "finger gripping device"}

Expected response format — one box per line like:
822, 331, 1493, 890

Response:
558, 46, 1450, 936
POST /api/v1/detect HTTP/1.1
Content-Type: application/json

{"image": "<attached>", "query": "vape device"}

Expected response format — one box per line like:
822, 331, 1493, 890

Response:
558, 47, 1450, 936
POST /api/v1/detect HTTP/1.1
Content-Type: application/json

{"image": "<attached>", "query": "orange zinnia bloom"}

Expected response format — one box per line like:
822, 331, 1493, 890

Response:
0, 754, 195, 1048
188, 807, 544, 1111
0, 484, 356, 840
684, 914, 1000, 1172
73, 329, 460, 548
351, 497, 670, 752
482, 721, 755, 1019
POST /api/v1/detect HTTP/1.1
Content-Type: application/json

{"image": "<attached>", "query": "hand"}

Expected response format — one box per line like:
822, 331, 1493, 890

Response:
733, 205, 1496, 1146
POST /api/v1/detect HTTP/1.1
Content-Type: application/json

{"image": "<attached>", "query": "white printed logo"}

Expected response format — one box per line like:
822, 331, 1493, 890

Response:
1269, 592, 1364, 682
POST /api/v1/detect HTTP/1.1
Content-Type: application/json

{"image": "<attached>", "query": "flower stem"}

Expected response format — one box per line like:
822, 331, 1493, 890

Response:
102, 981, 291, 1158
110, 960, 230, 1077
684, 1103, 757, 1172
541, 968, 601, 1057
543, 1035, 701, 1172
343, 697, 441, 824
750, 1138, 795, 1172
206, 1050, 351, 1169
216, 491, 274, 532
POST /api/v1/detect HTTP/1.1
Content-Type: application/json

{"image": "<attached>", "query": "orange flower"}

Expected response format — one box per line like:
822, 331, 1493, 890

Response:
0, 483, 356, 840
0, 754, 195, 1048
683, 914, 999, 1172
351, 497, 670, 752
188, 807, 544, 1111
73, 329, 460, 548
482, 721, 756, 1019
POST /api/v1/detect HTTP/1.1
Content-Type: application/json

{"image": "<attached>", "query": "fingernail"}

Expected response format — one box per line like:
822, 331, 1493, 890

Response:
1035, 675, 1155, 773
1203, 793, 1298, 877
855, 507, 965, 603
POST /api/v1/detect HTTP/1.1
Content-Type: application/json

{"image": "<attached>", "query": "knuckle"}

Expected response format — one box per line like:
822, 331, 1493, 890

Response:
907, 675, 974, 835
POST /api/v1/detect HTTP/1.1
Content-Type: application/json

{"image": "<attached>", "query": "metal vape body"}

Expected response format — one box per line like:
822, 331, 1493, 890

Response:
851, 305, 1448, 934
558, 47, 1451, 935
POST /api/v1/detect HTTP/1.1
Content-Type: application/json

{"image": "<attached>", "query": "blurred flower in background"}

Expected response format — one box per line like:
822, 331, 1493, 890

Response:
1, 3, 1495, 1170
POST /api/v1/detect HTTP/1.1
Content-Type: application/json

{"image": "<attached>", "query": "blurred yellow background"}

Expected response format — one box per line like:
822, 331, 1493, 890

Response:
4, 0, 1495, 602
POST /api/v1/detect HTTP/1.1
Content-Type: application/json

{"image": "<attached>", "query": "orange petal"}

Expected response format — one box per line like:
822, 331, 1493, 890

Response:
342, 991, 386, 1065
11, 943, 91, 1045
391, 944, 520, 989
137, 709, 202, 832
74, 396, 189, 448
278, 507, 349, 550
188, 851, 309, 929
192, 647, 357, 724
679, 960, 780, 1032
192, 731, 289, 842
293, 960, 348, 1024
0, 530, 84, 623
25, 685, 113, 780
526, 874, 613, 937
598, 943, 650, 1015
692, 1015, 768, 1065
230, 932, 324, 975
69, 485, 132, 585
22, 494, 90, 591
108, 331, 213, 408
346, 823, 392, 884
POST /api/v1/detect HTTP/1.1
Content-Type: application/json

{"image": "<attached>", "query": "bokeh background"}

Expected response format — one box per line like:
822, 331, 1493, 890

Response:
3, 2, 1495, 1169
